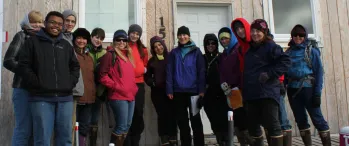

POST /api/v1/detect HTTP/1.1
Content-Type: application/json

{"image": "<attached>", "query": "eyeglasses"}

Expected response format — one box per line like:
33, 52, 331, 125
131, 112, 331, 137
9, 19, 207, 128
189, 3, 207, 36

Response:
115, 39, 127, 42
47, 20, 63, 27
292, 33, 306, 37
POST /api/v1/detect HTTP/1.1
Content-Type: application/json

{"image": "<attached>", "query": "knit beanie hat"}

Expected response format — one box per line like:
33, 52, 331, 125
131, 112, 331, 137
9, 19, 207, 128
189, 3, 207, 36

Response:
251, 19, 269, 35
128, 24, 143, 37
113, 29, 128, 41
177, 26, 190, 36
62, 9, 77, 20
219, 32, 231, 40
73, 28, 91, 43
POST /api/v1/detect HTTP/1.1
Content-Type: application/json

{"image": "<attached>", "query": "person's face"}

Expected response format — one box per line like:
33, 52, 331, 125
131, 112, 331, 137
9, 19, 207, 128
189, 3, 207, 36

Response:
129, 32, 140, 43
64, 15, 76, 32
251, 28, 265, 43
75, 36, 88, 49
292, 34, 306, 45
45, 16, 63, 37
220, 37, 230, 47
29, 21, 44, 31
154, 42, 164, 55
206, 40, 216, 53
114, 37, 127, 50
236, 27, 246, 39
177, 34, 190, 45
91, 36, 103, 47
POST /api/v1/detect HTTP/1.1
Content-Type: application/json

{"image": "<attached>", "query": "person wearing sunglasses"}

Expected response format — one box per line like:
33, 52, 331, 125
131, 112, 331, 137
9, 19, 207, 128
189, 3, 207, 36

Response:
99, 29, 138, 145
285, 24, 330, 146
17, 11, 80, 145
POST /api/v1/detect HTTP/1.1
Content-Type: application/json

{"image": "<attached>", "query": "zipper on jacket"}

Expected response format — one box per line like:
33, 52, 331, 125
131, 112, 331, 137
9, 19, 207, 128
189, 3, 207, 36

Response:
52, 43, 58, 92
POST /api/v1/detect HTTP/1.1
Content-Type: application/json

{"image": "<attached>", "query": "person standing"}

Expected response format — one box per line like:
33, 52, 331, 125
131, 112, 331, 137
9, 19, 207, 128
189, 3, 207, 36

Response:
242, 19, 291, 146
124, 24, 148, 146
99, 29, 138, 146
17, 11, 80, 145
286, 24, 330, 146
166, 26, 206, 146
62, 9, 77, 45
3, 10, 44, 146
145, 36, 177, 145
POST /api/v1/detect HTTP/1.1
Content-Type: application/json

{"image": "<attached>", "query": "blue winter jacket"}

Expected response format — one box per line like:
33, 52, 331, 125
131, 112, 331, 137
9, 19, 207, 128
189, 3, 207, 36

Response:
166, 41, 206, 95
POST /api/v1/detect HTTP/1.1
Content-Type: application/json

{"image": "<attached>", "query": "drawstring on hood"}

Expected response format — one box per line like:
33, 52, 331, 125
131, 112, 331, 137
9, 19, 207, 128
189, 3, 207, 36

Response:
218, 27, 238, 54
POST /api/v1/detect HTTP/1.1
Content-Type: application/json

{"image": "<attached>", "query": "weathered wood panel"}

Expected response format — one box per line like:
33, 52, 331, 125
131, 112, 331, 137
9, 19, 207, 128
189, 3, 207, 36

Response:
252, 0, 263, 19
241, 0, 253, 22
61, 0, 73, 12
233, 0, 242, 18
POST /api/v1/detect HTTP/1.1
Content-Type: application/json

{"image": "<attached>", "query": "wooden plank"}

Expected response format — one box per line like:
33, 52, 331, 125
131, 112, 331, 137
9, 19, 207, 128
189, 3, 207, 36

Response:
61, 0, 73, 12
233, 0, 242, 18
167, 0, 174, 49
319, 0, 339, 134
326, 0, 346, 133
252, 0, 263, 19
17, 0, 32, 31
44, 0, 62, 14
72, 0, 79, 28
337, 0, 349, 129
241, 0, 253, 22
31, 0, 46, 16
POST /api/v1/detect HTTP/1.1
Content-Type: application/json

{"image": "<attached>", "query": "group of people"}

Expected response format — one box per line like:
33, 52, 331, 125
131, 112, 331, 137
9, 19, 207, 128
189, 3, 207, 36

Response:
3, 8, 332, 146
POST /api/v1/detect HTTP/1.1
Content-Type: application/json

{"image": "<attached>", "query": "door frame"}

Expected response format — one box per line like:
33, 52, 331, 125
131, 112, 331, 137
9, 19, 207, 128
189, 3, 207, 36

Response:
172, 0, 234, 47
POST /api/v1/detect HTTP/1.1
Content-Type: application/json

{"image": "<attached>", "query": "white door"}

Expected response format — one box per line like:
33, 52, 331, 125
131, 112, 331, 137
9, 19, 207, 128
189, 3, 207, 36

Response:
176, 5, 230, 134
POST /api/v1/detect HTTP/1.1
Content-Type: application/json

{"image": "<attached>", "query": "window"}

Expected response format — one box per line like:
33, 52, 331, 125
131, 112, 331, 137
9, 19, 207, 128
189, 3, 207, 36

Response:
80, 0, 141, 42
268, 0, 318, 42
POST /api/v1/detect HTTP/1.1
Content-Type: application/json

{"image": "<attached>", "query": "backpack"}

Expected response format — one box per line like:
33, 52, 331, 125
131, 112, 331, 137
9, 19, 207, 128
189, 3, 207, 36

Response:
304, 38, 319, 69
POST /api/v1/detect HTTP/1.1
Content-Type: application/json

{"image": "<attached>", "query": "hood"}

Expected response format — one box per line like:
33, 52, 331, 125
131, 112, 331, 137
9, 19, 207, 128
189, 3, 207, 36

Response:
36, 28, 63, 43
203, 33, 219, 55
231, 18, 251, 43
218, 27, 238, 53
149, 36, 168, 58
20, 13, 33, 30
288, 24, 309, 46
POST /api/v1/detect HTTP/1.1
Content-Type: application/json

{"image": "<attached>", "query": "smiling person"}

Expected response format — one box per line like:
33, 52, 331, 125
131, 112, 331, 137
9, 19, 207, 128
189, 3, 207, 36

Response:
3, 10, 43, 146
124, 24, 148, 146
99, 30, 138, 146
166, 26, 206, 146
62, 9, 77, 45
242, 19, 291, 146
17, 11, 80, 145
285, 24, 330, 146
145, 36, 177, 145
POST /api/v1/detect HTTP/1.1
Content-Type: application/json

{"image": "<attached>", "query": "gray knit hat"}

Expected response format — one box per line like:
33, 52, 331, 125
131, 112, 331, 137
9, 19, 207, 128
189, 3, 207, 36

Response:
62, 9, 77, 20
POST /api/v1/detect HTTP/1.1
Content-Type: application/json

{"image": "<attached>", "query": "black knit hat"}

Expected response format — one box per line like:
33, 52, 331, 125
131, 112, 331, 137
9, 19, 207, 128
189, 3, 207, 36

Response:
128, 24, 143, 37
177, 26, 190, 36
251, 19, 269, 35
113, 29, 127, 41
73, 28, 91, 43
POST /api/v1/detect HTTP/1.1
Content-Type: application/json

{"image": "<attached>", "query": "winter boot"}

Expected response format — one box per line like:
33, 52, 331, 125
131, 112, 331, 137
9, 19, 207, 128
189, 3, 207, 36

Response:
319, 130, 331, 146
169, 136, 178, 146
282, 130, 292, 146
252, 135, 264, 146
270, 135, 283, 146
264, 128, 271, 145
235, 129, 247, 146
79, 135, 87, 146
300, 128, 312, 146
89, 125, 98, 146
110, 132, 124, 146
160, 135, 170, 145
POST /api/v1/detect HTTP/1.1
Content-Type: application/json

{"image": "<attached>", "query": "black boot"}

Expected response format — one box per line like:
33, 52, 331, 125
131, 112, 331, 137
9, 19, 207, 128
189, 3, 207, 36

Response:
282, 130, 292, 146
252, 136, 264, 146
319, 130, 331, 146
169, 136, 178, 146
235, 129, 247, 146
89, 126, 98, 146
264, 129, 271, 145
160, 136, 170, 146
270, 136, 283, 146
300, 129, 312, 146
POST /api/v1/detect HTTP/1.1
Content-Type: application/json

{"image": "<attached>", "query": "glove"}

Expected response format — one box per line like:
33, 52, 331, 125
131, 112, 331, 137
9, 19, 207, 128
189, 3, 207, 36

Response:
280, 83, 286, 96
312, 92, 321, 108
258, 72, 269, 83
221, 82, 232, 96
197, 96, 204, 109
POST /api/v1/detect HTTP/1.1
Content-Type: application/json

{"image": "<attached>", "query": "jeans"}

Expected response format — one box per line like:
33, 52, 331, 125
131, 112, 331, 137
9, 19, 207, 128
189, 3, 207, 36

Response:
12, 88, 32, 146
90, 98, 102, 126
109, 100, 135, 135
31, 101, 73, 146
76, 104, 93, 136
287, 87, 329, 131
279, 95, 292, 130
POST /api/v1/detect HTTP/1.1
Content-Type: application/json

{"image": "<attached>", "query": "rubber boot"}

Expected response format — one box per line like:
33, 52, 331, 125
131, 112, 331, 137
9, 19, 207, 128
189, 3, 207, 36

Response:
300, 128, 312, 146
110, 133, 124, 146
169, 136, 178, 146
79, 135, 86, 146
241, 130, 254, 145
270, 135, 283, 146
282, 130, 292, 146
160, 136, 170, 145
235, 128, 247, 146
252, 135, 264, 146
319, 130, 331, 146
215, 132, 225, 146
264, 128, 271, 145
89, 126, 98, 146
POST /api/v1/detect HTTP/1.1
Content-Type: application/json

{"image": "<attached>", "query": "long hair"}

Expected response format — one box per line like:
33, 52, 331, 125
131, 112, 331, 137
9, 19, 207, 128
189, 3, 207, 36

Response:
135, 39, 146, 59
113, 42, 135, 67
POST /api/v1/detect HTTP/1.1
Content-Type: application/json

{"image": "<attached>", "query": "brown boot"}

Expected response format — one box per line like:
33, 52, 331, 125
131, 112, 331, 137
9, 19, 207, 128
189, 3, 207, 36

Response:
252, 135, 264, 146
160, 136, 170, 145
319, 130, 331, 146
300, 128, 312, 146
270, 135, 283, 146
110, 133, 124, 146
282, 130, 292, 146
89, 126, 98, 146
